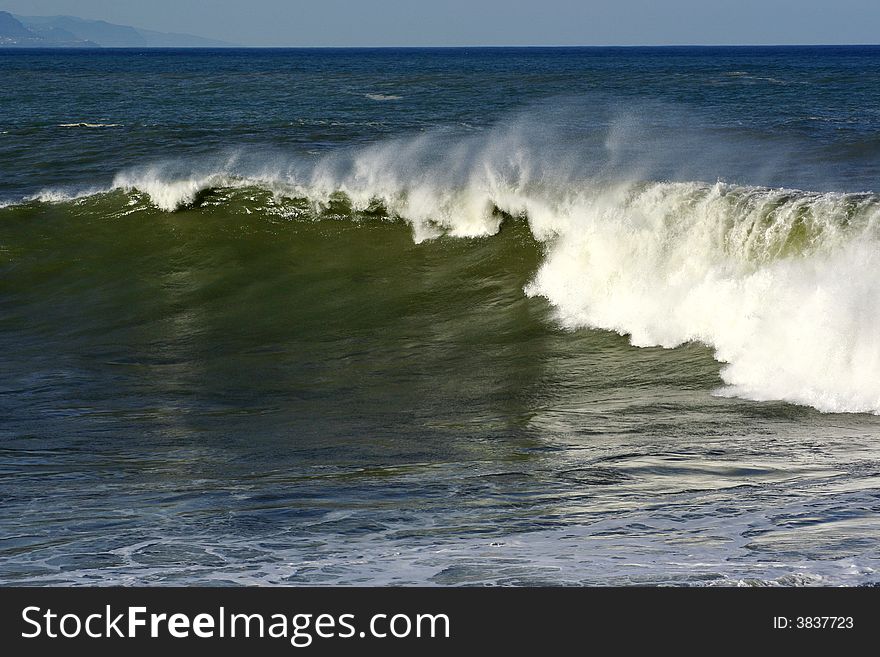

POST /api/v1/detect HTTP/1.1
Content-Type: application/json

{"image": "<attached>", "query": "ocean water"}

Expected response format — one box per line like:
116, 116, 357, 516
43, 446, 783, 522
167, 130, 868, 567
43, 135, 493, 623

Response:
2, 47, 880, 586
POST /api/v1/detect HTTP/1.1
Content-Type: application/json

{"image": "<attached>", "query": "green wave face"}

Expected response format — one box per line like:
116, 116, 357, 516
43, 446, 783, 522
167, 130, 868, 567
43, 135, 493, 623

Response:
0, 195, 579, 437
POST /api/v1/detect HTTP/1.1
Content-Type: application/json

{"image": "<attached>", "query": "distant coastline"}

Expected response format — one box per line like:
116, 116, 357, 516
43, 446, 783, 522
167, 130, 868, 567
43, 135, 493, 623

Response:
0, 11, 233, 48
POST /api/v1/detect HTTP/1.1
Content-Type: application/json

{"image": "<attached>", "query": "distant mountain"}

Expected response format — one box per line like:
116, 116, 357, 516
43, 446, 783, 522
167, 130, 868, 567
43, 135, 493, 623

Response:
0, 11, 233, 47
0, 10, 30, 37
134, 27, 234, 48
19, 14, 147, 47
0, 10, 93, 46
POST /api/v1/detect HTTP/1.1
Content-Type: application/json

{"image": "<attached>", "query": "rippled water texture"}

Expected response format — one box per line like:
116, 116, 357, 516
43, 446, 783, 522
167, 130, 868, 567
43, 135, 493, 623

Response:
2, 47, 880, 585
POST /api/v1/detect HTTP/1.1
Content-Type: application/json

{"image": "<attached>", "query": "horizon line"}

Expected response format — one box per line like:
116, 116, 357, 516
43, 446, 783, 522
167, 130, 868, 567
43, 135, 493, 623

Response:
3, 43, 880, 50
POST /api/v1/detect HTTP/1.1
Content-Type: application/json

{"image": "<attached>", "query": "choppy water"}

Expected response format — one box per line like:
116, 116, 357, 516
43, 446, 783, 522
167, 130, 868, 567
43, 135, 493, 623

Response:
2, 47, 880, 585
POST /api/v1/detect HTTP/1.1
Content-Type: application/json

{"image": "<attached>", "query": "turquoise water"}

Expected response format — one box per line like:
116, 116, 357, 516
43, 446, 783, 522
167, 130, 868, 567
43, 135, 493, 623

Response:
2, 47, 880, 585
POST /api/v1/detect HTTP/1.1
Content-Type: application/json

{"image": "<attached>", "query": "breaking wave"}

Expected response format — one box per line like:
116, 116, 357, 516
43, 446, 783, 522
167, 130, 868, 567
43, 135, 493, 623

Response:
6, 122, 880, 414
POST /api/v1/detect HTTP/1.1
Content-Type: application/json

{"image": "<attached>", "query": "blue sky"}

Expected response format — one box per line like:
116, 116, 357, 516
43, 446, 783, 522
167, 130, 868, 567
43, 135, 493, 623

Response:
3, 0, 879, 46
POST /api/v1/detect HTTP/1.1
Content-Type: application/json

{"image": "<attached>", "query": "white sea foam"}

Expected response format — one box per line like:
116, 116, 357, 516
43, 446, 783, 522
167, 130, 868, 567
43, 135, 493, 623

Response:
22, 186, 111, 204
112, 168, 244, 212
522, 183, 880, 414
58, 122, 122, 128
365, 93, 402, 101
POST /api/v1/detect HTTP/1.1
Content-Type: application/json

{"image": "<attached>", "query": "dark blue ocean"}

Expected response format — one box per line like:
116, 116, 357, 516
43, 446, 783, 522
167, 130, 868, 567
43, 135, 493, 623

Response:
2, 47, 880, 585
